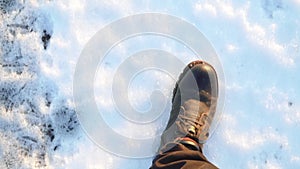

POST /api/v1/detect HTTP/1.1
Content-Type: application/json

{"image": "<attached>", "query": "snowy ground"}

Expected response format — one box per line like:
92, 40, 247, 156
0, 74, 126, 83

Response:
1, 0, 300, 169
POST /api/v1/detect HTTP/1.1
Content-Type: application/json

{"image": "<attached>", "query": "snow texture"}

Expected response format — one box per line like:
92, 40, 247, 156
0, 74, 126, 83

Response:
1, 0, 300, 169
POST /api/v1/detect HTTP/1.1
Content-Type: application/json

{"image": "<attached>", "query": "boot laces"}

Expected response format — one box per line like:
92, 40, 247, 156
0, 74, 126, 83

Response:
178, 107, 210, 137
177, 90, 216, 138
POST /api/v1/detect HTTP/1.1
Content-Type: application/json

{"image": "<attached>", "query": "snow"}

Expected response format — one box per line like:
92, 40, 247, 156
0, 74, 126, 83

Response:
1, 0, 300, 168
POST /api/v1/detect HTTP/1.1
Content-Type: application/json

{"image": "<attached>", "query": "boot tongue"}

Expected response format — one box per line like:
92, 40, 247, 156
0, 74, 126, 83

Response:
181, 99, 210, 139
183, 99, 209, 117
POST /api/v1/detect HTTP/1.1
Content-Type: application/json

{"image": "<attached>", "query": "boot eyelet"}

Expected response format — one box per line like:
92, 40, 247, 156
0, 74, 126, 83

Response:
188, 126, 196, 135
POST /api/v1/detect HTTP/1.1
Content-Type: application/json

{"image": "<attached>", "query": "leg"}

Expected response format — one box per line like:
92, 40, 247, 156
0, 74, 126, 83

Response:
151, 141, 217, 169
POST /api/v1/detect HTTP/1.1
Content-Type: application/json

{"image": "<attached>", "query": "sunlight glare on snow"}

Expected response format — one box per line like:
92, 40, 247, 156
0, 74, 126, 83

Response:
194, 2, 217, 16
227, 44, 238, 52
217, 1, 236, 18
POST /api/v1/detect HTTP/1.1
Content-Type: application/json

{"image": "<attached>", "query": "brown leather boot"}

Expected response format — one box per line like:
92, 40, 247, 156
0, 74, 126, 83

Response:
159, 60, 218, 151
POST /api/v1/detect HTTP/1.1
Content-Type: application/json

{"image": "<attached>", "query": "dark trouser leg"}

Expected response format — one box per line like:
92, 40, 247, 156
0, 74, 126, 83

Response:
150, 142, 218, 169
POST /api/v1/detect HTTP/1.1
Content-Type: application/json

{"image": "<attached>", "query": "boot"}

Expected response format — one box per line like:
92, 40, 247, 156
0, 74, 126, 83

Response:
159, 60, 218, 151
